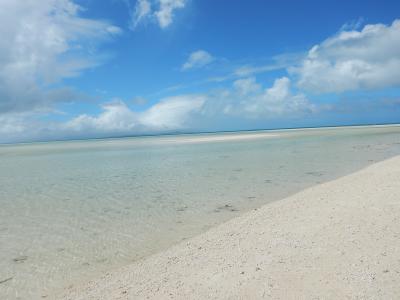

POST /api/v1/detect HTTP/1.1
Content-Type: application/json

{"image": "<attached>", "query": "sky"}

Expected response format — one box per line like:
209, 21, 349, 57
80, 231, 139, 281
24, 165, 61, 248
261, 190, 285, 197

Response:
0, 0, 400, 143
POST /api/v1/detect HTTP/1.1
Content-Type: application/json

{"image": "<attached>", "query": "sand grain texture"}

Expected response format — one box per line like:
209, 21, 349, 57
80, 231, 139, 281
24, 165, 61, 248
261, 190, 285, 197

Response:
63, 156, 400, 300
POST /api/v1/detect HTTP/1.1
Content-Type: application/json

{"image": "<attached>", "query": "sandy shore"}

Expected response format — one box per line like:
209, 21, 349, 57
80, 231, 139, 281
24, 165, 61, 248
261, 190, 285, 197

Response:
161, 132, 278, 144
62, 155, 400, 300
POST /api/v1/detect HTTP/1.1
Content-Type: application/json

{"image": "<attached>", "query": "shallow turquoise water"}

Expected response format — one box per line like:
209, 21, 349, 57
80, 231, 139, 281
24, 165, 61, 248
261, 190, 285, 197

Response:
1, 125, 400, 299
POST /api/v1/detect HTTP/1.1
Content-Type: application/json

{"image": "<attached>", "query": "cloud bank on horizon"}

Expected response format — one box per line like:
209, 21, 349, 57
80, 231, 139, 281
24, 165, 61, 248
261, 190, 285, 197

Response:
0, 0, 399, 143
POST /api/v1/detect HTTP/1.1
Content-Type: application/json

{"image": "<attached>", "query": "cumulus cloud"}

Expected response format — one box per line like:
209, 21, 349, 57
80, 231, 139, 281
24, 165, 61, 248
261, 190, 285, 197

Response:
221, 77, 315, 117
65, 100, 137, 132
182, 50, 214, 70
62, 78, 314, 135
139, 95, 205, 129
65, 95, 205, 134
233, 77, 261, 95
131, 0, 186, 29
0, 75, 317, 142
0, 113, 34, 136
0, 0, 121, 114
292, 19, 400, 93
0, 111, 66, 143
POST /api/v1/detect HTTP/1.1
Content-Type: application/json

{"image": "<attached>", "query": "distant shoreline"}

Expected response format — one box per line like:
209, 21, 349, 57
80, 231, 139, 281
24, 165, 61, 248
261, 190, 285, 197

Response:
2, 122, 400, 147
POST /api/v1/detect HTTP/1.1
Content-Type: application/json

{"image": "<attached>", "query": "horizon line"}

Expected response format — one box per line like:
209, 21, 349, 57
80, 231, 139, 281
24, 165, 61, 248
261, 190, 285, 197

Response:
1, 121, 400, 146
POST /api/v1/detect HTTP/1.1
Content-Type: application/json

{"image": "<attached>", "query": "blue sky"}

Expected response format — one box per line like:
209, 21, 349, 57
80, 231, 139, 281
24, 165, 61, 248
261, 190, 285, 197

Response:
0, 0, 400, 142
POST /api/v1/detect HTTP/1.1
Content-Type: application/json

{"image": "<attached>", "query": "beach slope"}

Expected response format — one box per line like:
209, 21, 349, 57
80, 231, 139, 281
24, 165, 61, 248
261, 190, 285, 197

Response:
63, 155, 400, 299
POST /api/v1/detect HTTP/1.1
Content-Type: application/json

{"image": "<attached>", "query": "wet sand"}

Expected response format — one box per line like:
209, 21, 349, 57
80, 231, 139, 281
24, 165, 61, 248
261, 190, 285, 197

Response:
62, 155, 400, 299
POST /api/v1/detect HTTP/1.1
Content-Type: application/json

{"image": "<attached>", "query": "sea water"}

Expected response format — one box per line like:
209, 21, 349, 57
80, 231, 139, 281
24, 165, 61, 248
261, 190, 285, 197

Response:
1, 125, 400, 299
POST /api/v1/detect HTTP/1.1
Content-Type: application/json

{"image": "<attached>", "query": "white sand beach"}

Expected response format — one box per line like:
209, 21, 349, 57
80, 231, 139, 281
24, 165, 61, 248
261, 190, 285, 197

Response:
62, 155, 400, 299
164, 132, 278, 144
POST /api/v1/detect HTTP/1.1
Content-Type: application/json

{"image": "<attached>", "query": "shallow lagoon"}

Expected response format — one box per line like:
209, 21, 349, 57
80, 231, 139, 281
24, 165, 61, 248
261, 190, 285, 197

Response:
1, 125, 400, 299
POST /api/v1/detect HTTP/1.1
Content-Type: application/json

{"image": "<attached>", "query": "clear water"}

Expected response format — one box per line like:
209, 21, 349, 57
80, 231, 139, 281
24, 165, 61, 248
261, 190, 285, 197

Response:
1, 125, 400, 299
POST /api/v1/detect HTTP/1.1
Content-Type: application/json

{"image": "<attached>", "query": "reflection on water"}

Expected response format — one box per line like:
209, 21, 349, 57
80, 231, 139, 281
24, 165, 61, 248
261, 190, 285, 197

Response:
1, 125, 400, 299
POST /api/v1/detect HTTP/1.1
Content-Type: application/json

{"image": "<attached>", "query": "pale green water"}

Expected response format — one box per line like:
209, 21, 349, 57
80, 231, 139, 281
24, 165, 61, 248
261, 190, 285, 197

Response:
1, 125, 400, 299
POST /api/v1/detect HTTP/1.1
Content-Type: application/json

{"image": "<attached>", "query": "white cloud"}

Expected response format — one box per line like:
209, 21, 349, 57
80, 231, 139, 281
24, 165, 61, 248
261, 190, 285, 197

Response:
131, 0, 152, 28
0, 0, 121, 114
182, 50, 214, 70
65, 100, 137, 132
0, 113, 33, 136
0, 76, 315, 142
0, 95, 205, 142
292, 19, 400, 93
139, 95, 205, 129
223, 77, 315, 117
207, 53, 302, 83
233, 77, 261, 95
0, 111, 64, 143
64, 95, 205, 135
156, 0, 186, 28
131, 0, 186, 29
234, 64, 285, 77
